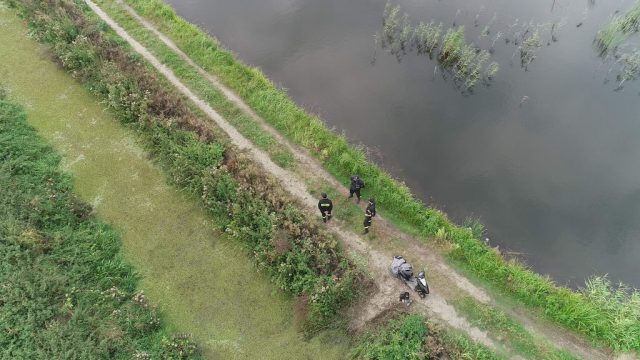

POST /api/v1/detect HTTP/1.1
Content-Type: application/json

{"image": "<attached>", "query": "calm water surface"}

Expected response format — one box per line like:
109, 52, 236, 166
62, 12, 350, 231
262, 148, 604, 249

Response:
165, 0, 640, 287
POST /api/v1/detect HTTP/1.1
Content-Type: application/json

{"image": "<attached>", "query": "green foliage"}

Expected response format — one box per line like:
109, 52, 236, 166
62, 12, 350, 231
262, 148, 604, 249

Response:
596, 1, 640, 54
381, 2, 496, 90
351, 315, 428, 360
0, 99, 202, 359
485, 61, 499, 80
413, 21, 442, 56
519, 31, 542, 68
438, 329, 502, 360
619, 50, 640, 85
454, 298, 579, 359
382, 2, 400, 45
350, 314, 501, 360
115, 0, 640, 350
440, 26, 491, 89
9, 0, 362, 332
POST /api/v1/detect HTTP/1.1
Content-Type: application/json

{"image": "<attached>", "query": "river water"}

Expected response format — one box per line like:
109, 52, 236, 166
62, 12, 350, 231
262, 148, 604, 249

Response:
165, 0, 640, 287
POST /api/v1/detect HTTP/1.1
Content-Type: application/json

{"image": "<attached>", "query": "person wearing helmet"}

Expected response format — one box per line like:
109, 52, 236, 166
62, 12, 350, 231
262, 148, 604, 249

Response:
318, 193, 333, 223
363, 198, 376, 234
349, 175, 365, 203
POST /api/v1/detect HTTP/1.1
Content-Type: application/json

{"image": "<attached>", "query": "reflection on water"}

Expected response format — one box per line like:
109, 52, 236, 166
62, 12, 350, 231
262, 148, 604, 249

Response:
165, 0, 640, 288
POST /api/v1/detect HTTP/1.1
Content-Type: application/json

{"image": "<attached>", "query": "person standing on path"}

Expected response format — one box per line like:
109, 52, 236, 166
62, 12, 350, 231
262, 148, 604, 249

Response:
349, 175, 365, 203
318, 193, 333, 223
363, 198, 376, 234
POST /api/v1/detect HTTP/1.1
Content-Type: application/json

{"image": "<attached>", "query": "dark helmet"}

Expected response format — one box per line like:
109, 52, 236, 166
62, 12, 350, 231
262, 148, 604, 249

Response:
321, 193, 328, 199
369, 198, 375, 203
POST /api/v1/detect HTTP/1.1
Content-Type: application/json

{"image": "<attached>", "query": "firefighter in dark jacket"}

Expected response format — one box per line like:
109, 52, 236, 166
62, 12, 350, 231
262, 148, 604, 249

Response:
363, 198, 376, 234
318, 193, 333, 223
349, 175, 365, 203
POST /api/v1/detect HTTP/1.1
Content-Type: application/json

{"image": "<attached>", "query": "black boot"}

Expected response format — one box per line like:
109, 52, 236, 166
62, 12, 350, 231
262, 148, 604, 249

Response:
363, 228, 369, 235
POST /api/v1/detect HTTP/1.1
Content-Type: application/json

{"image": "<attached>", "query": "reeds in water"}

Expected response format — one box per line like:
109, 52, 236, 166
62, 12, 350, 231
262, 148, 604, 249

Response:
596, 1, 640, 54
618, 50, 640, 87
519, 31, 542, 69
380, 1, 499, 91
440, 27, 492, 89
398, 13, 414, 52
382, 2, 400, 46
414, 21, 442, 56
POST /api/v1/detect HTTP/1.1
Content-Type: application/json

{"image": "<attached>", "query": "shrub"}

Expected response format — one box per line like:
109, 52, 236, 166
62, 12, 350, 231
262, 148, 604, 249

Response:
351, 315, 428, 360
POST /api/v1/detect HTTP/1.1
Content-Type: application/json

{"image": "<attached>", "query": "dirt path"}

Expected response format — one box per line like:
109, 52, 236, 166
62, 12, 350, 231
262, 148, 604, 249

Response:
85, 1, 622, 359
85, 0, 497, 350
112, 0, 492, 306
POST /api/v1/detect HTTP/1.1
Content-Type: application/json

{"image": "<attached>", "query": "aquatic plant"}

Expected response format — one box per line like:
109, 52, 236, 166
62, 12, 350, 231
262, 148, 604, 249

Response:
382, 2, 412, 56
485, 61, 499, 80
617, 49, 640, 86
380, 2, 499, 89
440, 27, 466, 65
480, 25, 490, 38
440, 27, 492, 89
489, 31, 502, 53
413, 21, 442, 56
382, 2, 400, 45
519, 31, 542, 68
594, 2, 640, 89
596, 1, 640, 54
397, 13, 413, 52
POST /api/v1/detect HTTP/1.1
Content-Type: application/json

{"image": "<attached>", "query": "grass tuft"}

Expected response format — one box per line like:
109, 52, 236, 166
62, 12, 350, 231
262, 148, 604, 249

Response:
0, 98, 202, 359
350, 313, 501, 360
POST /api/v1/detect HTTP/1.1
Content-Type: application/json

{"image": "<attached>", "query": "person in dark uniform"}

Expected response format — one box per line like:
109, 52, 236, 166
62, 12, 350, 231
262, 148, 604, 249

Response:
363, 198, 376, 234
318, 193, 333, 223
349, 175, 365, 203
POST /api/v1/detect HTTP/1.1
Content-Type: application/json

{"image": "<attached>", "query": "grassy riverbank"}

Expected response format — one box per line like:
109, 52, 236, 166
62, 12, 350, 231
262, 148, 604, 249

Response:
99, 0, 640, 351
6, 0, 365, 333
350, 313, 500, 360
0, 96, 201, 359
